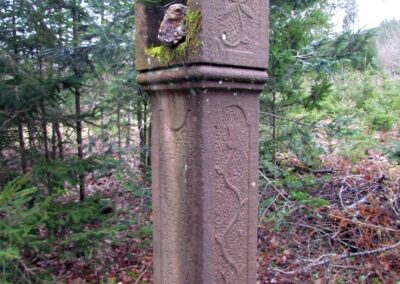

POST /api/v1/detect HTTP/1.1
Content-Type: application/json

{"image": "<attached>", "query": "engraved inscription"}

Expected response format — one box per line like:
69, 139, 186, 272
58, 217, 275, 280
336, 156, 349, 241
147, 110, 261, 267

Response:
215, 105, 250, 284
215, 0, 261, 50
221, 0, 254, 47
159, 95, 194, 283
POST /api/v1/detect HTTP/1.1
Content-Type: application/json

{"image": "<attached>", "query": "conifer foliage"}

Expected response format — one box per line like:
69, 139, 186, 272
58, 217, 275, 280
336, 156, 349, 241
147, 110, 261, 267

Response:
0, 0, 149, 190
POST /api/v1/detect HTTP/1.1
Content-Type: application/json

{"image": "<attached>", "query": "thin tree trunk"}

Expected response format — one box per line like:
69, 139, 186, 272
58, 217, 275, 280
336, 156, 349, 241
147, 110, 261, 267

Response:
55, 121, 64, 160
18, 116, 27, 174
13, 0, 27, 174
12, 0, 17, 56
40, 102, 50, 162
143, 99, 148, 168
126, 100, 131, 147
0, 139, 4, 168
143, 98, 151, 168
37, 35, 50, 162
147, 120, 151, 168
52, 122, 57, 160
41, 107, 52, 193
136, 96, 145, 174
39, 51, 51, 191
27, 118, 36, 162
99, 14, 106, 141
75, 87, 85, 201
101, 108, 106, 137
37, 26, 50, 161
56, 8, 64, 161
73, 2, 85, 201
87, 126, 92, 155
117, 101, 122, 162
272, 91, 277, 178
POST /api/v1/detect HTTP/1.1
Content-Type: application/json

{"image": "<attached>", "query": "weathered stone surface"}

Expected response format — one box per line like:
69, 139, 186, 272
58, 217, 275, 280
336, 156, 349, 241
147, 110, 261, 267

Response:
200, 0, 269, 68
135, 1, 269, 283
158, 4, 187, 46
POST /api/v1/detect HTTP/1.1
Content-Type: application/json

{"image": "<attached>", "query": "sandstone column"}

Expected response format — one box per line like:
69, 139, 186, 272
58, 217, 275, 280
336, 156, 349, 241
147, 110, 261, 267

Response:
135, 1, 269, 283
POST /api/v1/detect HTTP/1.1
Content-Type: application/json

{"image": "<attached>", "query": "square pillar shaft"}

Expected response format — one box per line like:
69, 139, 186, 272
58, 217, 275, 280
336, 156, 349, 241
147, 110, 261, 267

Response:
136, 1, 269, 283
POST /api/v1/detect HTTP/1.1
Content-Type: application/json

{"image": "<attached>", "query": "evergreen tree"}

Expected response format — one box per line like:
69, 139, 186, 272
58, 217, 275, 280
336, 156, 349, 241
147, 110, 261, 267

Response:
376, 20, 400, 75
342, 0, 358, 32
261, 0, 375, 172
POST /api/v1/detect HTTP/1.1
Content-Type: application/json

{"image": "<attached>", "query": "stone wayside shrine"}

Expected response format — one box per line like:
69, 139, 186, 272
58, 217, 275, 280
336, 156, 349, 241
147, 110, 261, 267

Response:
135, 0, 269, 283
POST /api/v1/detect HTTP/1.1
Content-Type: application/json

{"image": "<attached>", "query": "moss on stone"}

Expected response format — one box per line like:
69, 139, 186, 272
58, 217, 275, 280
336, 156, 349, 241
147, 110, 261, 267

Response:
145, 45, 174, 65
145, 9, 202, 65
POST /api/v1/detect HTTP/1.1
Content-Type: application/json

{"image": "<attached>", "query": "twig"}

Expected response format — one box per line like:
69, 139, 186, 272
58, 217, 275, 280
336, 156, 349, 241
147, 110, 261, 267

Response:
134, 260, 153, 284
389, 177, 400, 216
326, 263, 333, 284
312, 168, 334, 175
260, 112, 312, 126
258, 170, 289, 202
270, 241, 400, 275
138, 187, 150, 225
332, 214, 400, 233
261, 195, 279, 217
347, 195, 369, 209
339, 186, 346, 209
16, 259, 36, 284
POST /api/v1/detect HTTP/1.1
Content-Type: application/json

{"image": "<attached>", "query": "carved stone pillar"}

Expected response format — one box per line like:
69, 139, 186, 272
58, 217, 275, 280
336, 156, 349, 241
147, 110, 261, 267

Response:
136, 1, 269, 283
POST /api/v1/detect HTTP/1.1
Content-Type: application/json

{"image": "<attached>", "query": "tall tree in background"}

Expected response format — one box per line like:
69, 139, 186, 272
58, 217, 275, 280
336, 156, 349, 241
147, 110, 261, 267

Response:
376, 20, 400, 75
71, 0, 85, 201
263, 0, 331, 170
1, 0, 146, 188
343, 0, 358, 32
262, 0, 375, 173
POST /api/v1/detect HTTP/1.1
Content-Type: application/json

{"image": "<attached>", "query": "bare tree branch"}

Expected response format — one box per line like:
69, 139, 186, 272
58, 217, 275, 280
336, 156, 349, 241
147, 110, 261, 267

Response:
270, 241, 400, 275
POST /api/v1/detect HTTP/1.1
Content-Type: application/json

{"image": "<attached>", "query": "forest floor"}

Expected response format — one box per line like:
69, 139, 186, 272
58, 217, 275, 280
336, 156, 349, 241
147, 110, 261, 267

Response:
258, 152, 400, 284
33, 173, 154, 284
16, 137, 400, 284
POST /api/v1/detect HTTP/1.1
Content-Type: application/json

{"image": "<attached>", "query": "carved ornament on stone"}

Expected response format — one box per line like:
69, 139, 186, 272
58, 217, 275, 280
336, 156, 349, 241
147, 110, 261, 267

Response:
215, 105, 250, 283
221, 0, 255, 47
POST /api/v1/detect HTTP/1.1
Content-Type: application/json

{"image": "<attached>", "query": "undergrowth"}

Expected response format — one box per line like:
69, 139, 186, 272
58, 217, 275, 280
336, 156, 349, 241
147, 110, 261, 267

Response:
0, 175, 130, 283
258, 70, 400, 282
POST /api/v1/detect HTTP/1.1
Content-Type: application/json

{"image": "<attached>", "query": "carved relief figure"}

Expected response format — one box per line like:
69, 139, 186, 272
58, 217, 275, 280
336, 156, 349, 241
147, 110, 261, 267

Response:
221, 0, 255, 47
215, 105, 250, 283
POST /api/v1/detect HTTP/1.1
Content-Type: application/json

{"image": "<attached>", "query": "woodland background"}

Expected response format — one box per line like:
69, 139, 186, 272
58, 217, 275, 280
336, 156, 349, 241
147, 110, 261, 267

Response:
0, 0, 400, 283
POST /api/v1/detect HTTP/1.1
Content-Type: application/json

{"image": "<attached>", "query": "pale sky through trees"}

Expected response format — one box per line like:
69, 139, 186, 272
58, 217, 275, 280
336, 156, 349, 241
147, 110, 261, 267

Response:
333, 0, 400, 32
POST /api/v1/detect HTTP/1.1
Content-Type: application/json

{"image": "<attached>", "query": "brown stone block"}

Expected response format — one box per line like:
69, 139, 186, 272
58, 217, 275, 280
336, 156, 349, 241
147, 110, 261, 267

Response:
135, 0, 269, 71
